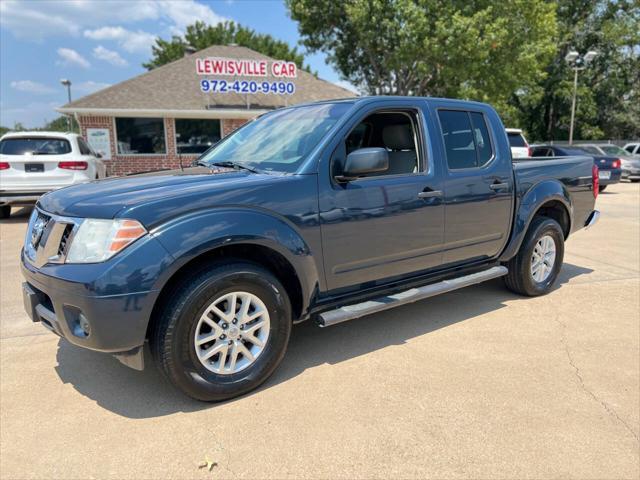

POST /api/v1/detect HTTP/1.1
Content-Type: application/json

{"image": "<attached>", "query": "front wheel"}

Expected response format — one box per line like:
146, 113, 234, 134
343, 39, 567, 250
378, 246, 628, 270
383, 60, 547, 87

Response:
150, 261, 292, 401
504, 216, 564, 296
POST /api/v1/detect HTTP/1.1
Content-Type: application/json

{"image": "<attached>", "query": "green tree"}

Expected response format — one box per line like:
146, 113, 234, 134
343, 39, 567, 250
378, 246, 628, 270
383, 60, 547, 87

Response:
144, 21, 312, 73
43, 116, 78, 133
513, 0, 639, 141
0, 126, 9, 137
286, 0, 557, 124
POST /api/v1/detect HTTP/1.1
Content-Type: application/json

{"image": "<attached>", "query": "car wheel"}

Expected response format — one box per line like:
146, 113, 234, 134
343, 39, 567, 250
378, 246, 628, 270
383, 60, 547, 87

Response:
599, 185, 607, 192
503, 216, 564, 296
150, 261, 292, 401
0, 205, 10, 219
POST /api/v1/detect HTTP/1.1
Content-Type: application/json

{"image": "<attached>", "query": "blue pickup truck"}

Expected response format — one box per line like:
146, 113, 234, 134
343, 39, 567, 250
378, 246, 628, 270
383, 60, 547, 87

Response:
21, 97, 600, 401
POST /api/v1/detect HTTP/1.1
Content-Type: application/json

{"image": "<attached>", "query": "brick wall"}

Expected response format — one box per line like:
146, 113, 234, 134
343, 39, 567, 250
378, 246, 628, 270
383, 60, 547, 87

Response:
78, 115, 250, 176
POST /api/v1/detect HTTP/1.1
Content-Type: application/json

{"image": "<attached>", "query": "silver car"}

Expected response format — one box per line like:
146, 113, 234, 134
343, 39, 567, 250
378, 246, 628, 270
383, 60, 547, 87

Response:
577, 144, 640, 182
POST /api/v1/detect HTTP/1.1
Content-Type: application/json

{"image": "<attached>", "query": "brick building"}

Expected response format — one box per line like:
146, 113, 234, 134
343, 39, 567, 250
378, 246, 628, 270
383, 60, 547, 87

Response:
57, 45, 355, 176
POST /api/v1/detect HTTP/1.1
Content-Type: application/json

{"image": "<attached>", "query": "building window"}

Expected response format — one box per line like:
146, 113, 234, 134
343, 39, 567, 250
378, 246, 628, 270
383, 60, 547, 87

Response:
115, 117, 166, 154
175, 119, 221, 154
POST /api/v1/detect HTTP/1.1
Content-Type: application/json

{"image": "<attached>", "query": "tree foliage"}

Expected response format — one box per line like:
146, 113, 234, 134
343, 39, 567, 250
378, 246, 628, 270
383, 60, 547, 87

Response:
144, 21, 312, 73
513, 0, 639, 141
286, 0, 557, 124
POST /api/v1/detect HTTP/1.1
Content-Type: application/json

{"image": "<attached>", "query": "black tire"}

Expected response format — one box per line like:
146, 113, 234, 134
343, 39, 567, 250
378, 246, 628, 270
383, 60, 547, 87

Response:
150, 261, 292, 401
0, 205, 10, 219
599, 185, 607, 192
503, 216, 564, 296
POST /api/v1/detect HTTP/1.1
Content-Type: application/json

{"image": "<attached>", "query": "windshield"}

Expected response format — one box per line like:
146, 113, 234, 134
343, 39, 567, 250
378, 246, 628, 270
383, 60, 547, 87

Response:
600, 145, 627, 155
0, 137, 71, 155
198, 102, 353, 173
578, 146, 602, 155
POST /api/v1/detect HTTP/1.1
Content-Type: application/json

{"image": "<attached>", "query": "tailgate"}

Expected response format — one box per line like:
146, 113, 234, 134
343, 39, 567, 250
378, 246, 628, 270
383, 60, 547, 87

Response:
0, 154, 76, 191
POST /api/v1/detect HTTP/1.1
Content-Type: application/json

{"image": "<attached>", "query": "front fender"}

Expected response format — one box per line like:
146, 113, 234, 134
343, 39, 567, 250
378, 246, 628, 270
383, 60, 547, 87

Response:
150, 207, 320, 316
499, 180, 573, 261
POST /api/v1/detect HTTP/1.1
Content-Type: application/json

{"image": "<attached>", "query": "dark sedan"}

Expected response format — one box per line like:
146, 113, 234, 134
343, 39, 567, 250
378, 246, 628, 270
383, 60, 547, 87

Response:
531, 145, 621, 192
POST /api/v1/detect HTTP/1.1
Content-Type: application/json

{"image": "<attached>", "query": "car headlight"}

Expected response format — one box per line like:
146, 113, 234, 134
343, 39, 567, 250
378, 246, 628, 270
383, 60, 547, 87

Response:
66, 218, 147, 263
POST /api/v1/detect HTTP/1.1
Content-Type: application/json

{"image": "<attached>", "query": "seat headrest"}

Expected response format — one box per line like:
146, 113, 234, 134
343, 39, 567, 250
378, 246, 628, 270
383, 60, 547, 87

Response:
382, 124, 414, 150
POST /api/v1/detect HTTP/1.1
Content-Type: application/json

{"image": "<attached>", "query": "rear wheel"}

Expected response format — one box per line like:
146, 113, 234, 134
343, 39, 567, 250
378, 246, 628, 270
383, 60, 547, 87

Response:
599, 185, 607, 192
504, 216, 564, 296
0, 206, 10, 219
150, 261, 292, 401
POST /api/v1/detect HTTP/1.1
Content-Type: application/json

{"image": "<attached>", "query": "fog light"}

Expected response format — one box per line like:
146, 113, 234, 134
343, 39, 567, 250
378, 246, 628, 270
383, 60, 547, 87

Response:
79, 314, 91, 336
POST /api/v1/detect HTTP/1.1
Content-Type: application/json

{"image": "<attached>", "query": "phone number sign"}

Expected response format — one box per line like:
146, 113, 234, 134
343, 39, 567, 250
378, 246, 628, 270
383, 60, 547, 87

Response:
197, 57, 297, 95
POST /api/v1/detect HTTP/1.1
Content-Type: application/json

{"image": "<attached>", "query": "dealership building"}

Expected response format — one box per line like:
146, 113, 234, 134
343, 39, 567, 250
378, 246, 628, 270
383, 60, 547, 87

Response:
58, 45, 355, 176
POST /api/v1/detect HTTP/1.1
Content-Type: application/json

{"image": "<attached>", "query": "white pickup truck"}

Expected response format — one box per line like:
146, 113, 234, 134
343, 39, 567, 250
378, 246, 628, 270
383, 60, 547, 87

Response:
0, 131, 107, 218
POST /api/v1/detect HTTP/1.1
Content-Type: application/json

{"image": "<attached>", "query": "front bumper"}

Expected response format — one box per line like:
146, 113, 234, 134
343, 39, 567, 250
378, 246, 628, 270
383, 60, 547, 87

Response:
20, 232, 173, 369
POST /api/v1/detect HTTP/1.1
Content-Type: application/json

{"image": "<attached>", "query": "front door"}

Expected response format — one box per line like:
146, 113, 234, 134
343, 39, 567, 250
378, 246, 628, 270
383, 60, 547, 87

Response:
319, 105, 445, 292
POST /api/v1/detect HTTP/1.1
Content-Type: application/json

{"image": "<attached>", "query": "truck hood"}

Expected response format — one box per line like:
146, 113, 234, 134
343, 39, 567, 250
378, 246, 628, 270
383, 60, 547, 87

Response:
37, 166, 272, 219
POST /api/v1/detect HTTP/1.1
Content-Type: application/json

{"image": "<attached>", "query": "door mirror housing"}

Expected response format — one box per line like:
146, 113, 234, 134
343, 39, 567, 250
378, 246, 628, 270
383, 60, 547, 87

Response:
95, 152, 103, 159
337, 147, 389, 182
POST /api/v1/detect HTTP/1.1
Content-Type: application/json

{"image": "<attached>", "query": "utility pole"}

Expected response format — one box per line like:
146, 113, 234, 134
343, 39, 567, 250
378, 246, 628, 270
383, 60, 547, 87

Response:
60, 79, 72, 132
564, 50, 597, 145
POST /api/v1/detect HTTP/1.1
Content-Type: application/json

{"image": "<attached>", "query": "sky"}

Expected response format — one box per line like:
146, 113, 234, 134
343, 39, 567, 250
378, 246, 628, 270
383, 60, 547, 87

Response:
0, 0, 353, 128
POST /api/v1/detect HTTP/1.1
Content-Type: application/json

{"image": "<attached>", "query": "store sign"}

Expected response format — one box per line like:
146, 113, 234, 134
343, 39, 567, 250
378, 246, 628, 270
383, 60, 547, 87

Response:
86, 128, 111, 160
196, 57, 297, 95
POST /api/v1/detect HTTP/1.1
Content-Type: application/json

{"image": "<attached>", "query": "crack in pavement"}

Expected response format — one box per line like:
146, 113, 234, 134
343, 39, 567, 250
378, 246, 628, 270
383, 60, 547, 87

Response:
552, 313, 639, 443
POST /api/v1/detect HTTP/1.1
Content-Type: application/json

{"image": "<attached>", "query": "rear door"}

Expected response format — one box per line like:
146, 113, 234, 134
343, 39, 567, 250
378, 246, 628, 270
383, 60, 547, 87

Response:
0, 136, 76, 191
432, 105, 513, 265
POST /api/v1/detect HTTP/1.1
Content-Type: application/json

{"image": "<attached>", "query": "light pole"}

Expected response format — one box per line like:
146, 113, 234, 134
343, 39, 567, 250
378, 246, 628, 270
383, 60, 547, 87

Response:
60, 79, 72, 132
565, 50, 597, 145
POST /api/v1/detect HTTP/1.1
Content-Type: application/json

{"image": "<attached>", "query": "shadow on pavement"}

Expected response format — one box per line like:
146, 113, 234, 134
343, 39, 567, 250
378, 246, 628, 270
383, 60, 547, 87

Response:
0, 206, 32, 224
55, 263, 593, 418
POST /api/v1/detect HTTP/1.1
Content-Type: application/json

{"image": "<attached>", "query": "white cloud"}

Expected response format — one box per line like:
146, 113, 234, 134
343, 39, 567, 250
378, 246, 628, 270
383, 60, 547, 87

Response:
84, 27, 156, 54
1, 1, 228, 42
75, 81, 112, 94
56, 48, 91, 69
10, 80, 56, 95
92, 45, 128, 67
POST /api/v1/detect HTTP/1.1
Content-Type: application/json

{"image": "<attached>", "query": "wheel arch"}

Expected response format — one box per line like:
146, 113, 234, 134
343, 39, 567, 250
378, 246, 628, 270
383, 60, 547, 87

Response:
500, 180, 572, 261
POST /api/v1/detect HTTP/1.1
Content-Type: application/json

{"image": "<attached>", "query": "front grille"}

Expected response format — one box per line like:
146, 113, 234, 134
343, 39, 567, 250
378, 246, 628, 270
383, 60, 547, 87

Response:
57, 223, 74, 256
25, 208, 80, 267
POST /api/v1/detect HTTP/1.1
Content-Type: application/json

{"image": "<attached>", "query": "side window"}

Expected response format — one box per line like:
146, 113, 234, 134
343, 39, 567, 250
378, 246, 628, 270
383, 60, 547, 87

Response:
339, 110, 421, 177
531, 148, 548, 157
438, 110, 476, 169
470, 112, 493, 166
78, 138, 92, 155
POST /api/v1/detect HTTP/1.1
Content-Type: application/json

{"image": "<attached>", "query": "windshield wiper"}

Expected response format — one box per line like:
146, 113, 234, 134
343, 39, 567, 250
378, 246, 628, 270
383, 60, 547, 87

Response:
206, 161, 260, 174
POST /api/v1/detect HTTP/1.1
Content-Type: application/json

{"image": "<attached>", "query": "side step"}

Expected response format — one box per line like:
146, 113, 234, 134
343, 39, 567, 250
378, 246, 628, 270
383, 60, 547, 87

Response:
317, 266, 508, 327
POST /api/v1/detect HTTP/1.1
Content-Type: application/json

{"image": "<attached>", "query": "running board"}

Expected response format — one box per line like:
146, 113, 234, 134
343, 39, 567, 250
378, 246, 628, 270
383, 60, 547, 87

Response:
317, 266, 508, 327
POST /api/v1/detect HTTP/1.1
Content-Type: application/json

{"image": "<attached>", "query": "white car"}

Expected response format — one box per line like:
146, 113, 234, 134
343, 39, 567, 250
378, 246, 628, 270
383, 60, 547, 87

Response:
506, 128, 531, 158
623, 142, 640, 156
0, 132, 107, 218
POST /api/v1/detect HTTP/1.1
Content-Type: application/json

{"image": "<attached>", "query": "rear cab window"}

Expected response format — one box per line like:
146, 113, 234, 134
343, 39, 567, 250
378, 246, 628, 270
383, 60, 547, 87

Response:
0, 137, 72, 155
437, 109, 494, 170
507, 133, 526, 147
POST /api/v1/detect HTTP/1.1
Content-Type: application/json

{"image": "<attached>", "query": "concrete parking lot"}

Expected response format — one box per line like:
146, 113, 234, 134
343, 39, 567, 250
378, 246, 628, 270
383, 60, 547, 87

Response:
1, 183, 638, 479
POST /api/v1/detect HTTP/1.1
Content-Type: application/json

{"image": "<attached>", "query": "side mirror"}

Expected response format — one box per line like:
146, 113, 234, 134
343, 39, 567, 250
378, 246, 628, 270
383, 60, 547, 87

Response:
337, 147, 388, 182
95, 152, 103, 159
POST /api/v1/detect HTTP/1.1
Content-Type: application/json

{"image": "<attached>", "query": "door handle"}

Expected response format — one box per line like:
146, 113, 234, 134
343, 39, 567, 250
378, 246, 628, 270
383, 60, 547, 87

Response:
489, 183, 509, 191
418, 190, 443, 199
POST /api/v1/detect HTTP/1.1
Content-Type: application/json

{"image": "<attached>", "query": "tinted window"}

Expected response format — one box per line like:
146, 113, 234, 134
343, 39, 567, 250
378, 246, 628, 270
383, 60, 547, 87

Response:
115, 117, 166, 154
579, 146, 601, 155
438, 110, 476, 169
601, 145, 627, 155
78, 138, 92, 155
199, 102, 352, 173
507, 132, 526, 147
0, 137, 71, 155
531, 148, 550, 157
625, 145, 634, 153
470, 112, 493, 166
175, 119, 221, 154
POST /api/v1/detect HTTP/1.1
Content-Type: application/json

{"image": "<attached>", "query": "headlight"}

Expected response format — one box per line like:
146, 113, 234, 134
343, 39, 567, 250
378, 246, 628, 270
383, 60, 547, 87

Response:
66, 218, 147, 263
